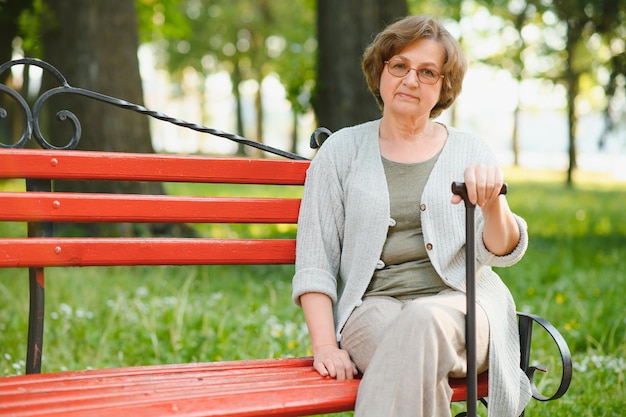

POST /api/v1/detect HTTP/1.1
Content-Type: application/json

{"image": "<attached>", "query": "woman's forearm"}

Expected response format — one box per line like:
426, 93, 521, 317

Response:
481, 196, 520, 256
299, 292, 357, 379
300, 292, 338, 352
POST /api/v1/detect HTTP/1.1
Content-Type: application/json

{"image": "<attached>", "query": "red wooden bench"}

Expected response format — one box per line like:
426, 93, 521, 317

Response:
0, 149, 570, 417
0, 58, 571, 416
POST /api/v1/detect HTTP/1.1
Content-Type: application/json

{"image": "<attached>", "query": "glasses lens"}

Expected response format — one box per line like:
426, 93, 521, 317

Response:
387, 58, 409, 77
417, 69, 439, 84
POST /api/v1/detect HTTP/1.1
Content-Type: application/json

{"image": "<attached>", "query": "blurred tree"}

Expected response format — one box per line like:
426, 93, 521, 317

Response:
599, 51, 626, 149
465, 0, 549, 167
409, 0, 625, 186
0, 0, 35, 145
137, 0, 316, 156
38, 0, 166, 235
1, 0, 158, 161
0, 0, 34, 66
39, 0, 154, 153
268, 0, 317, 154
543, 0, 626, 186
594, 1, 626, 151
463, 0, 625, 186
314, 0, 408, 131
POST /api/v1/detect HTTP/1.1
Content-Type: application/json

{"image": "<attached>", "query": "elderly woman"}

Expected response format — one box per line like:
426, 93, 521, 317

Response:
292, 14, 531, 417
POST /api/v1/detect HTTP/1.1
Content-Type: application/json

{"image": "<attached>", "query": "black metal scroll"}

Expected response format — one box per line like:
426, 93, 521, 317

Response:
0, 58, 307, 160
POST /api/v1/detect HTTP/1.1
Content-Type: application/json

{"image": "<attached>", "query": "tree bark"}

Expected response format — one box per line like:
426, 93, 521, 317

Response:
0, 0, 33, 70
41, 0, 154, 154
39, 0, 170, 235
314, 0, 408, 131
0, 0, 35, 146
564, 21, 583, 188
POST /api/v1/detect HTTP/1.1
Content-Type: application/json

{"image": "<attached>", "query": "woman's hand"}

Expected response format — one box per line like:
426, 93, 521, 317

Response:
451, 164, 520, 255
451, 164, 505, 208
300, 292, 358, 379
313, 343, 358, 380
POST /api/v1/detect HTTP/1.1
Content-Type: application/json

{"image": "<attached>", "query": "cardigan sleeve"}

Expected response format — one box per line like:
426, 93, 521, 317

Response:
421, 128, 529, 286
475, 211, 529, 267
292, 142, 345, 306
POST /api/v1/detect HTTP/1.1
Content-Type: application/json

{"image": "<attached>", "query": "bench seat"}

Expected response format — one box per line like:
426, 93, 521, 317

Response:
0, 357, 487, 416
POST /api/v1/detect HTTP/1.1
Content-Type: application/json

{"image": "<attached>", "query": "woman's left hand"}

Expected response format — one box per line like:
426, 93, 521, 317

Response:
451, 164, 505, 208
452, 164, 521, 255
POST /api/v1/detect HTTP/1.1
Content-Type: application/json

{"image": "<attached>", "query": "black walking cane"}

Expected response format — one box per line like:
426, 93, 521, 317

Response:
451, 181, 507, 417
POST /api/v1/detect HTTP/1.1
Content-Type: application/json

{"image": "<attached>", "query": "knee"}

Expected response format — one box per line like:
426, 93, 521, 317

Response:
399, 299, 459, 336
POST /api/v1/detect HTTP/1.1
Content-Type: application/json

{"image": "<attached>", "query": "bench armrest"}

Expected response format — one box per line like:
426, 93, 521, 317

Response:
517, 312, 573, 401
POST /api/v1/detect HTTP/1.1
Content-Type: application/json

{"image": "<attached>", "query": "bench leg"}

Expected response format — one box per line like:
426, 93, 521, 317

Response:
25, 178, 52, 374
26, 267, 45, 374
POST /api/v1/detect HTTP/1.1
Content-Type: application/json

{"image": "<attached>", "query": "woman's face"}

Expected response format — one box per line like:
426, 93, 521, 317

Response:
379, 38, 445, 120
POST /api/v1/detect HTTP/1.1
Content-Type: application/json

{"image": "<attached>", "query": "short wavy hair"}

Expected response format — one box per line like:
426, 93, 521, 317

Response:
362, 15, 467, 118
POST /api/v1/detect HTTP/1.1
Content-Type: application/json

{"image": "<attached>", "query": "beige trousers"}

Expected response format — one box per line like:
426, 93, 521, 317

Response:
340, 291, 490, 417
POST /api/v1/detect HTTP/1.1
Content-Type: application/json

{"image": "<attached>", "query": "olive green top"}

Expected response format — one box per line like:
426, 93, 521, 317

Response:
365, 154, 448, 299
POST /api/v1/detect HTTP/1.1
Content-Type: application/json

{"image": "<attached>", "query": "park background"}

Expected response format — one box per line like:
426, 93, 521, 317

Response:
1, 1, 626, 416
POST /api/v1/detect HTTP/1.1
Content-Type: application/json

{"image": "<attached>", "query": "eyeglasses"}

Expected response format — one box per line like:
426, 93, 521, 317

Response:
384, 56, 444, 85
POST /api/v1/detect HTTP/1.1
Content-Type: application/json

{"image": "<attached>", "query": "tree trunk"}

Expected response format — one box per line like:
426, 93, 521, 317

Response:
233, 59, 246, 155
39, 0, 170, 236
564, 23, 582, 188
566, 75, 578, 187
291, 112, 299, 155
41, 0, 154, 155
0, 0, 35, 146
511, 104, 520, 167
511, 79, 522, 167
0, 0, 33, 66
314, 0, 408, 131
253, 76, 263, 158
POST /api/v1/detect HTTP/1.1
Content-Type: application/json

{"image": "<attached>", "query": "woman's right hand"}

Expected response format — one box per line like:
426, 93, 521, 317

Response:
300, 292, 359, 379
313, 343, 358, 380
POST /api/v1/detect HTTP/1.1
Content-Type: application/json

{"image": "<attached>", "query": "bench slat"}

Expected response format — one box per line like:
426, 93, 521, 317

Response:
0, 358, 487, 417
0, 150, 309, 185
0, 192, 301, 223
0, 238, 296, 267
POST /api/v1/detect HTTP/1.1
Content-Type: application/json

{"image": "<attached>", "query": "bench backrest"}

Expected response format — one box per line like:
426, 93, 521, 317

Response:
0, 148, 310, 373
0, 149, 309, 267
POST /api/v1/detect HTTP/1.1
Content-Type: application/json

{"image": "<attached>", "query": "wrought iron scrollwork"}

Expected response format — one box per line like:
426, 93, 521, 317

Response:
0, 80, 32, 149
0, 58, 307, 159
0, 58, 80, 150
310, 127, 332, 149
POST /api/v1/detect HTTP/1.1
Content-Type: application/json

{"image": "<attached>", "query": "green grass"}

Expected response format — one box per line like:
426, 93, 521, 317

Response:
493, 169, 626, 416
1, 169, 625, 416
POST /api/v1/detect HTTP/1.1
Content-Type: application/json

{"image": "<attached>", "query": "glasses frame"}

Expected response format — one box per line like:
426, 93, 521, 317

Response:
384, 57, 444, 85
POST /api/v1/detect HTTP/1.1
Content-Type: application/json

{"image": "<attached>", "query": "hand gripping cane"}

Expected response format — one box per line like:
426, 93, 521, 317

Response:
451, 182, 507, 417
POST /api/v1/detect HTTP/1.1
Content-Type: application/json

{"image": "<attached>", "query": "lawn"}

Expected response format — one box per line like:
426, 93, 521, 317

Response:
1, 168, 625, 416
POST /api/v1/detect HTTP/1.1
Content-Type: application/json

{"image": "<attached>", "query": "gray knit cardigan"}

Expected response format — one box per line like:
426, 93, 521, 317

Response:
292, 119, 532, 416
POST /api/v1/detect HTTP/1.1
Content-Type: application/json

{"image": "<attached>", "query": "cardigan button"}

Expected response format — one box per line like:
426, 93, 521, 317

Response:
389, 218, 397, 227
420, 203, 427, 211
426, 243, 433, 250
376, 260, 386, 269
